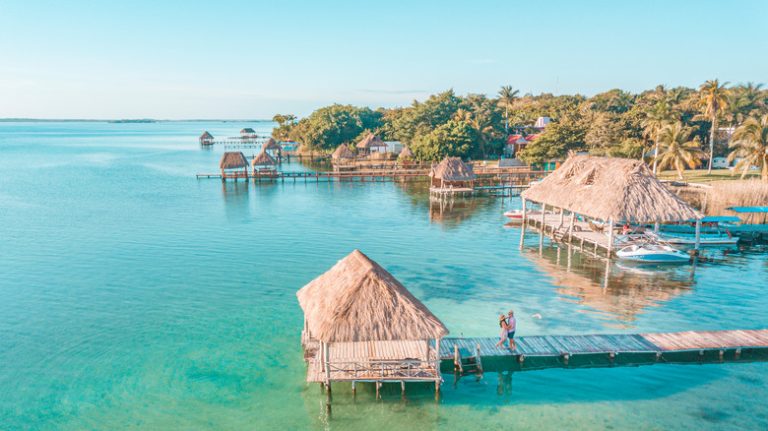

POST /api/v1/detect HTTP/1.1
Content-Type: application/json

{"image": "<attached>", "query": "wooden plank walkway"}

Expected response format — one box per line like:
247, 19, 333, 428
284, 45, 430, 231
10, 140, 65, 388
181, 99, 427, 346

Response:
441, 330, 768, 362
524, 212, 612, 257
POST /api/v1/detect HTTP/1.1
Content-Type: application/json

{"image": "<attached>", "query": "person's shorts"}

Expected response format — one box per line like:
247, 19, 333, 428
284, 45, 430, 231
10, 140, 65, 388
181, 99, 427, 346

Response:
507, 331, 515, 339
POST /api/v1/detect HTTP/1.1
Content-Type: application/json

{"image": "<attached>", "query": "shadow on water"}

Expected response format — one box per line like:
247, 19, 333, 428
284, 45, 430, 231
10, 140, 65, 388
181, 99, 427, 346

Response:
521, 243, 695, 327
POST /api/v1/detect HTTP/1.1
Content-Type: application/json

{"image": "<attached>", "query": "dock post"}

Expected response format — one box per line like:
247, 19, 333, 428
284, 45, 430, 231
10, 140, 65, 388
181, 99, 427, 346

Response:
569, 212, 576, 242
375, 381, 382, 400
519, 198, 527, 249
607, 218, 615, 257
401, 381, 406, 398
351, 381, 357, 397
694, 218, 702, 252
539, 203, 546, 251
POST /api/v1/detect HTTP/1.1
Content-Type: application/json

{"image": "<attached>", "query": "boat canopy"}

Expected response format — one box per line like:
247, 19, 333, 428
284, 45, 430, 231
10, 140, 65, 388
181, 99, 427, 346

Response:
727, 206, 768, 214
699, 216, 742, 223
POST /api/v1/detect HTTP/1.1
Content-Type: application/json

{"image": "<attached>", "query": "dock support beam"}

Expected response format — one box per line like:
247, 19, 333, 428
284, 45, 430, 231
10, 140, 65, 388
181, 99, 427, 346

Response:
519, 198, 527, 249
539, 203, 546, 251
694, 218, 702, 252
607, 218, 615, 257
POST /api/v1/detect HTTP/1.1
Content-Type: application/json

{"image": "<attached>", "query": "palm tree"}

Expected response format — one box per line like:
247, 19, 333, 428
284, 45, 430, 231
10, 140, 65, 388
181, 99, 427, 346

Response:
497, 86, 519, 134
698, 79, 730, 173
641, 104, 673, 173
728, 114, 768, 181
656, 122, 705, 179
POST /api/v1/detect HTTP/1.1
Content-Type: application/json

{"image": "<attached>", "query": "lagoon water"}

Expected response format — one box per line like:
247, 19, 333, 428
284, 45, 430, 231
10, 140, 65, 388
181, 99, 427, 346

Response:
1, 121, 767, 430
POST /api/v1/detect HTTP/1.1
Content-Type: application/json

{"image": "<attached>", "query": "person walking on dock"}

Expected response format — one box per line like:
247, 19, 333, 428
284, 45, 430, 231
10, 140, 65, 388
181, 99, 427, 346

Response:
506, 310, 517, 350
495, 314, 509, 347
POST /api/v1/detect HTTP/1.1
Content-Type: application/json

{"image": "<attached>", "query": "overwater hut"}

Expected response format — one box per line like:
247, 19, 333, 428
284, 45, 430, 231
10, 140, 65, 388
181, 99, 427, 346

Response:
250, 149, 277, 177
263, 138, 282, 160
331, 144, 355, 163
199, 131, 214, 145
429, 157, 476, 195
398, 146, 414, 166
355, 133, 388, 156
520, 155, 702, 253
240, 128, 257, 138
219, 151, 249, 180
297, 250, 448, 394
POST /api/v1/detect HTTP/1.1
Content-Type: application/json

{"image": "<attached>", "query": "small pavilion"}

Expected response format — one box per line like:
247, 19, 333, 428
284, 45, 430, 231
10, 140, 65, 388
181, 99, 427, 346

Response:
240, 128, 257, 138
250, 149, 278, 178
263, 138, 282, 160
331, 143, 356, 163
429, 157, 476, 195
219, 151, 249, 180
520, 155, 702, 254
355, 133, 388, 156
297, 250, 448, 396
199, 131, 215, 146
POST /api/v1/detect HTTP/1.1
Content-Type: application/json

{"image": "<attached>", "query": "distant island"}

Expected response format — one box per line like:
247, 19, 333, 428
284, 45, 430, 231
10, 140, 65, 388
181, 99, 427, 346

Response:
108, 119, 158, 124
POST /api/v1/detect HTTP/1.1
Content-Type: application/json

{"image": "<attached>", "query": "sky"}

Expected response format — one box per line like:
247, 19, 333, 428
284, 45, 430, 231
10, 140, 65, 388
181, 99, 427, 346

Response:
0, 0, 766, 119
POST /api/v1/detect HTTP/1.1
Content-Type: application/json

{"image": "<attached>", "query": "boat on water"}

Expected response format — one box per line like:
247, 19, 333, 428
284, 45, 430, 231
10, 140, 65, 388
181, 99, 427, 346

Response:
658, 216, 741, 234
503, 209, 543, 222
616, 244, 691, 263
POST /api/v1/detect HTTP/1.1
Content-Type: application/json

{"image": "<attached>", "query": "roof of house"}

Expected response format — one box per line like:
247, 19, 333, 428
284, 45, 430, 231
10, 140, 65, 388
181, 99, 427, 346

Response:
219, 151, 248, 169
429, 157, 475, 181
251, 149, 277, 167
296, 250, 449, 342
398, 146, 414, 159
332, 144, 356, 160
356, 133, 388, 149
240, 128, 256, 134
521, 155, 701, 223
200, 131, 214, 139
263, 138, 281, 151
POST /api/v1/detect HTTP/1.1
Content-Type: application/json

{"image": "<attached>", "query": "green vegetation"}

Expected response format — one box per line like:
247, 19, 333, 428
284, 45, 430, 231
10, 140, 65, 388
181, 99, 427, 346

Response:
729, 114, 768, 181
272, 82, 768, 173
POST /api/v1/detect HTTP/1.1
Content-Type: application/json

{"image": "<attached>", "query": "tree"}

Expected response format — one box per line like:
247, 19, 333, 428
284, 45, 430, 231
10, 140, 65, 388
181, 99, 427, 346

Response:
518, 117, 587, 165
585, 112, 629, 155
410, 119, 475, 161
698, 79, 730, 173
271, 114, 297, 140
288, 104, 381, 150
728, 114, 768, 181
655, 122, 705, 179
497, 86, 519, 134
641, 104, 674, 173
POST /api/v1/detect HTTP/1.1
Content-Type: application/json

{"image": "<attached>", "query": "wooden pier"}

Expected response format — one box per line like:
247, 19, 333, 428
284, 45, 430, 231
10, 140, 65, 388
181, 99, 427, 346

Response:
522, 211, 613, 258
442, 329, 768, 374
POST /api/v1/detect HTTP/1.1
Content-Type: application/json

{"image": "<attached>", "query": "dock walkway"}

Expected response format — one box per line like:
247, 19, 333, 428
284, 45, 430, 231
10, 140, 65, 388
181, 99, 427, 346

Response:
442, 329, 768, 371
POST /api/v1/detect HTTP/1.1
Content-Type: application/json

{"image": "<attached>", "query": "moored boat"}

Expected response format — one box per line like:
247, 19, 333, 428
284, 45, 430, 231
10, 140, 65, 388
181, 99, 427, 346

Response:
616, 244, 690, 263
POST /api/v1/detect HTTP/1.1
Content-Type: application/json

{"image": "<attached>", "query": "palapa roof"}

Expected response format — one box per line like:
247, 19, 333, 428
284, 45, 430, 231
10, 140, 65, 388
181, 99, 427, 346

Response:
263, 138, 281, 151
356, 133, 387, 149
240, 127, 256, 134
219, 151, 248, 169
251, 150, 276, 167
296, 250, 449, 343
521, 155, 701, 222
200, 131, 214, 139
398, 146, 414, 159
429, 157, 475, 181
332, 144, 355, 160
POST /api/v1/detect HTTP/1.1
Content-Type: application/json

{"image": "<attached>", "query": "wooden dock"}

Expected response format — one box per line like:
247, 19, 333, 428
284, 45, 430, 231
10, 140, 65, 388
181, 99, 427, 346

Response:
441, 329, 768, 373
523, 211, 613, 258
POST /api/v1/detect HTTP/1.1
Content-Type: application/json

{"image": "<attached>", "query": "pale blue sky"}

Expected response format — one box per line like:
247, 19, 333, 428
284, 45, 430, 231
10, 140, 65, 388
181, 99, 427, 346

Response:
1, 0, 766, 119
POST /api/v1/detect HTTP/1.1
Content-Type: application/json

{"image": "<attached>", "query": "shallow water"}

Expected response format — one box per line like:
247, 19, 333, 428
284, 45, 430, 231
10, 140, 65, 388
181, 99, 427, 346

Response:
1, 121, 767, 430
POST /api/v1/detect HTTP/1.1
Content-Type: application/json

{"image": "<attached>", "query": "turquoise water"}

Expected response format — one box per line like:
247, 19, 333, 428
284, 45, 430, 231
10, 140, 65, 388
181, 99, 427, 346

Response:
1, 121, 767, 430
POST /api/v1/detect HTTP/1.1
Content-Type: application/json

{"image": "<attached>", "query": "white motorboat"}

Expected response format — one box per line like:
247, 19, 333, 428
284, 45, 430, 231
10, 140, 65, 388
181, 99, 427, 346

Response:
503, 209, 543, 222
616, 244, 691, 263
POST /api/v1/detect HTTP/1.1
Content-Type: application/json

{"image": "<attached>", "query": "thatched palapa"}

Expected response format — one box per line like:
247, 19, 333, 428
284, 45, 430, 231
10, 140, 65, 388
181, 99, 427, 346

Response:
199, 131, 214, 145
430, 157, 475, 182
263, 138, 281, 152
331, 144, 355, 160
522, 155, 700, 222
355, 133, 388, 154
219, 151, 248, 169
398, 145, 413, 159
297, 249, 448, 343
251, 150, 276, 167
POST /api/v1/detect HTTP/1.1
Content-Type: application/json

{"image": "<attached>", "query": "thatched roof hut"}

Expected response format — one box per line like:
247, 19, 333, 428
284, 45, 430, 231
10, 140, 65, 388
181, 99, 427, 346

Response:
251, 150, 276, 167
297, 250, 448, 343
263, 138, 281, 151
355, 133, 388, 152
219, 152, 248, 170
522, 155, 701, 223
240, 127, 256, 135
398, 146, 414, 160
199, 131, 214, 145
429, 157, 475, 182
332, 144, 355, 160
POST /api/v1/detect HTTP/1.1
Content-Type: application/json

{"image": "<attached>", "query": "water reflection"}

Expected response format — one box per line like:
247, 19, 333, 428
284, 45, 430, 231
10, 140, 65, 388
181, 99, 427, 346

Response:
220, 180, 251, 220
523, 244, 694, 327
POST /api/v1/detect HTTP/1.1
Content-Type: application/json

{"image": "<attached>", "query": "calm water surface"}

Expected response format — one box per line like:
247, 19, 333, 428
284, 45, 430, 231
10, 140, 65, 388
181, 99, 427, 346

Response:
1, 122, 767, 430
